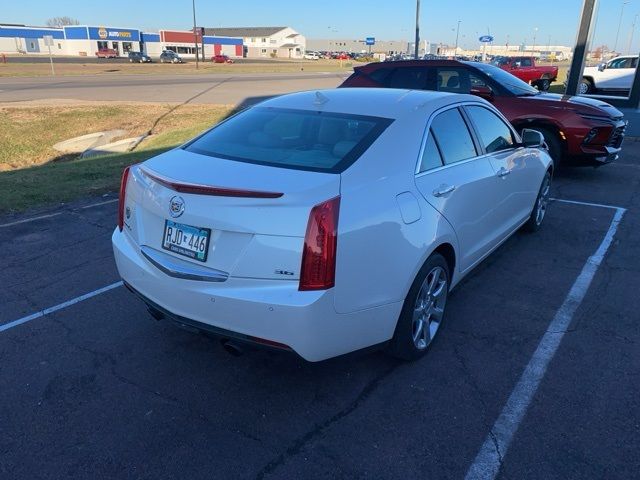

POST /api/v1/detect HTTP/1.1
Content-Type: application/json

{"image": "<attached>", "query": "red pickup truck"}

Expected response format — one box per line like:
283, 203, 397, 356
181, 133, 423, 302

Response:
96, 48, 118, 59
491, 56, 558, 91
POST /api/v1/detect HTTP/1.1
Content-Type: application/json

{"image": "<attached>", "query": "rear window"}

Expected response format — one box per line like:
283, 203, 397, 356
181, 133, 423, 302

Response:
184, 107, 393, 173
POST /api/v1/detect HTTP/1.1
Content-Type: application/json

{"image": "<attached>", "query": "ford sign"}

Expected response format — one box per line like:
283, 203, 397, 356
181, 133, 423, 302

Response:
479, 35, 494, 43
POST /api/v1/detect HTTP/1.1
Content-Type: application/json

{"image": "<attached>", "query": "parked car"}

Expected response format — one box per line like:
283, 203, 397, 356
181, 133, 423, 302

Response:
128, 51, 152, 63
491, 56, 558, 91
580, 55, 639, 94
160, 50, 183, 64
340, 60, 627, 166
113, 88, 552, 362
96, 48, 118, 59
303, 52, 320, 60
212, 54, 233, 63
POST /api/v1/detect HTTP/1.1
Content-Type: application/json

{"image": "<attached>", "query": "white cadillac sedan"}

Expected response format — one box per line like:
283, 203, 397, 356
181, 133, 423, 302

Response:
112, 88, 552, 362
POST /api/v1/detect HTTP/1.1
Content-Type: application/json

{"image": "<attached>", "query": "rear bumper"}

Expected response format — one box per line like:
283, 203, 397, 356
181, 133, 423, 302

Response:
112, 229, 401, 362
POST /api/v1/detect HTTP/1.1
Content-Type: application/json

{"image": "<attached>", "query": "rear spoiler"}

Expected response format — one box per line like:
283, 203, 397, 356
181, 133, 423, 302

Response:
140, 167, 284, 199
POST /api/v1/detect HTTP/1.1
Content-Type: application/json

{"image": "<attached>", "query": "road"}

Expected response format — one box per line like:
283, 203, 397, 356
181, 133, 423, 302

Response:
0, 142, 638, 478
3, 56, 302, 64
0, 72, 348, 105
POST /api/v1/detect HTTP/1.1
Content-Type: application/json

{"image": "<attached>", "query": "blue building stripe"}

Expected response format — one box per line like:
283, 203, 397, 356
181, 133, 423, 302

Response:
141, 32, 160, 43
63, 26, 88, 39
203, 36, 243, 46
0, 27, 64, 39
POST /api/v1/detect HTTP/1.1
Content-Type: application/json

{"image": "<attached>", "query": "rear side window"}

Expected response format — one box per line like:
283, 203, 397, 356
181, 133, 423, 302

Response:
437, 68, 471, 93
465, 106, 515, 153
368, 67, 394, 84
429, 108, 477, 165
185, 107, 393, 173
418, 130, 444, 172
385, 68, 428, 89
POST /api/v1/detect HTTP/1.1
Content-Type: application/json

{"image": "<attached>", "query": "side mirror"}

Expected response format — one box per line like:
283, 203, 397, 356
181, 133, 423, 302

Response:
470, 85, 494, 101
598, 63, 606, 72
521, 128, 545, 148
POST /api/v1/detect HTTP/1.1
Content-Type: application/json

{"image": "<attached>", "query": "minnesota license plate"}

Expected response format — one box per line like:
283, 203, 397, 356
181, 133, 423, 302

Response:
162, 220, 211, 262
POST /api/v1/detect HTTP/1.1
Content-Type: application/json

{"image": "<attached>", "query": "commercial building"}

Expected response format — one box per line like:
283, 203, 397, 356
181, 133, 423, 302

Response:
203, 27, 305, 59
143, 30, 243, 59
0, 24, 65, 54
307, 38, 410, 55
63, 25, 142, 56
0, 23, 242, 59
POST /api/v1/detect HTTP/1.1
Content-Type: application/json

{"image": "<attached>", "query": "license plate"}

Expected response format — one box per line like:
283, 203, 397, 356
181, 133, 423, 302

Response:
162, 220, 211, 262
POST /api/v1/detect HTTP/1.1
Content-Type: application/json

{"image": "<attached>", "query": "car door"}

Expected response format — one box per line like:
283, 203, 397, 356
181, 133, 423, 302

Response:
414, 106, 509, 273
463, 104, 541, 235
518, 57, 534, 83
599, 57, 635, 90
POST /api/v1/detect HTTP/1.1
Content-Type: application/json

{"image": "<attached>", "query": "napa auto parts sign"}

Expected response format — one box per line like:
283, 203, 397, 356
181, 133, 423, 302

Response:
89, 26, 139, 41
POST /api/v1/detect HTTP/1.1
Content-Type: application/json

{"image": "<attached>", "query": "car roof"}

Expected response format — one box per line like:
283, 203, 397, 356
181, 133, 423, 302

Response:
258, 88, 484, 119
360, 59, 465, 70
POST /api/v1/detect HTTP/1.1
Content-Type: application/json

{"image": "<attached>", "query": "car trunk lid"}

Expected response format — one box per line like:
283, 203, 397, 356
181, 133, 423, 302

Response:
124, 148, 340, 280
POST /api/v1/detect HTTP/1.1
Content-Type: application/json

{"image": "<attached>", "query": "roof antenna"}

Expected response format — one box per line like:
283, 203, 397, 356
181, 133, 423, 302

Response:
314, 91, 329, 106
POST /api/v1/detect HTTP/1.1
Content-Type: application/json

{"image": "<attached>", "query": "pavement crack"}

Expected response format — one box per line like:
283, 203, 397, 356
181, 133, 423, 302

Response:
253, 362, 398, 479
452, 342, 507, 477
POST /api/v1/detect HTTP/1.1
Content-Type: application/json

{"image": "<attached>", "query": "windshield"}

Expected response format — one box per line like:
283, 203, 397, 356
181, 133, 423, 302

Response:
468, 62, 540, 96
184, 107, 393, 173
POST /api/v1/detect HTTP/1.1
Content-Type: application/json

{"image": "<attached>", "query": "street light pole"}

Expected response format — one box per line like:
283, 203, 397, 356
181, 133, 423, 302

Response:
414, 0, 420, 59
627, 13, 639, 54
192, 0, 199, 69
614, 1, 629, 54
454, 20, 461, 55
532, 27, 538, 58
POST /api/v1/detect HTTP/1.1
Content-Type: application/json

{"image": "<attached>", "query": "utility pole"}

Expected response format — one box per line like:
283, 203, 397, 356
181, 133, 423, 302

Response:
414, 0, 420, 59
192, 0, 199, 69
614, 1, 629, 54
628, 14, 639, 54
454, 20, 461, 56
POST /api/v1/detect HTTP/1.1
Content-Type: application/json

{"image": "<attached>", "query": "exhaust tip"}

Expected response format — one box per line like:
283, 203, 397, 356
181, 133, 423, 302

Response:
221, 339, 243, 357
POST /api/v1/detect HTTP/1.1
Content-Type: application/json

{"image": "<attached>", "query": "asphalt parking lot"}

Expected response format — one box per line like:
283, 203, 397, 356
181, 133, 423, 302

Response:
1, 143, 639, 479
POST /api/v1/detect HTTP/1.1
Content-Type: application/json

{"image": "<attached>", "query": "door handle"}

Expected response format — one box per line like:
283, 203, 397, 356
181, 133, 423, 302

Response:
433, 185, 456, 197
497, 167, 511, 178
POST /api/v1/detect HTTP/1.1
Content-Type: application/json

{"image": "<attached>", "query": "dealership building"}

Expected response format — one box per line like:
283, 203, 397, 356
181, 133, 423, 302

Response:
203, 27, 305, 59
0, 23, 243, 58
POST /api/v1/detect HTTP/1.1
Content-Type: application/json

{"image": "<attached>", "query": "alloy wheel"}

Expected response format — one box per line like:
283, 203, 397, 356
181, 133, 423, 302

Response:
412, 266, 448, 350
535, 174, 551, 225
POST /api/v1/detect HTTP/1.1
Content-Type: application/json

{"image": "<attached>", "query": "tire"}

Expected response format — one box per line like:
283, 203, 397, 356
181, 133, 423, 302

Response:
523, 171, 552, 232
538, 78, 551, 91
579, 78, 593, 94
387, 253, 450, 361
535, 127, 563, 167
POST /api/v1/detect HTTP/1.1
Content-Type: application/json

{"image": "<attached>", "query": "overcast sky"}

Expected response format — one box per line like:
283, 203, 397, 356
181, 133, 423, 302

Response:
3, 0, 639, 52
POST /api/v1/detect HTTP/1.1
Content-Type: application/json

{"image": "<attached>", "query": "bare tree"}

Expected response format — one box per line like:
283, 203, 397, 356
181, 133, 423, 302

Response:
46, 17, 80, 27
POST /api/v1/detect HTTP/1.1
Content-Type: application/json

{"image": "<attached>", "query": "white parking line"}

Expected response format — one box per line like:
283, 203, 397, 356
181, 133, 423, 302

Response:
552, 197, 625, 211
0, 212, 61, 228
81, 198, 118, 209
0, 198, 117, 228
465, 203, 626, 480
0, 282, 123, 333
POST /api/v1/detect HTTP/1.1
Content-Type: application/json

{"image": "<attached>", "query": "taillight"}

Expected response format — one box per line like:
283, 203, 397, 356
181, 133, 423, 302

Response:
117, 165, 131, 231
299, 196, 340, 291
